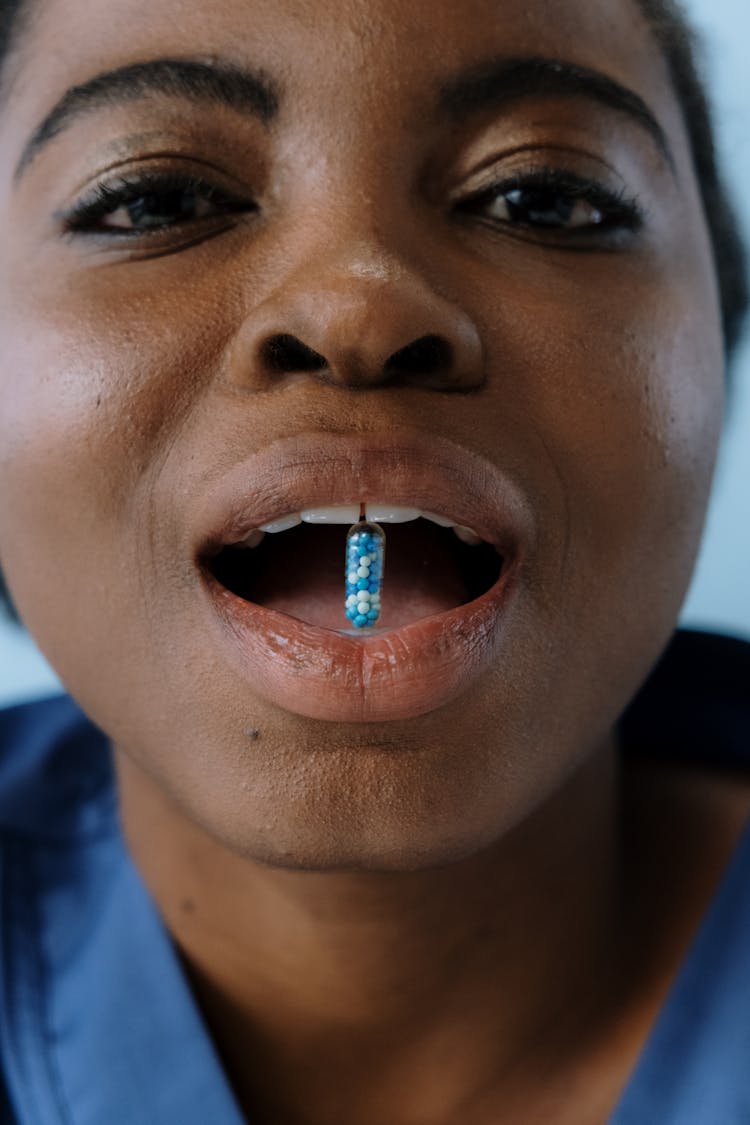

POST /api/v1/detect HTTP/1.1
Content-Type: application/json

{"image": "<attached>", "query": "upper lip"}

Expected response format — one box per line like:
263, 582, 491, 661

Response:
192, 429, 534, 568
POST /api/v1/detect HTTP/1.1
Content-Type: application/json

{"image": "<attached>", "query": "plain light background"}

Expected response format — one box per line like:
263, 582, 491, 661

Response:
0, 0, 748, 705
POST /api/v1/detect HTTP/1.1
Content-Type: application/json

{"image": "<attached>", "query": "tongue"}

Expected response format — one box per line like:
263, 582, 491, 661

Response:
250, 522, 469, 630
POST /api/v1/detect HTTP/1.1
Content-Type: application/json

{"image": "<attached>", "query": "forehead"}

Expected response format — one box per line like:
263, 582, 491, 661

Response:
7, 0, 679, 138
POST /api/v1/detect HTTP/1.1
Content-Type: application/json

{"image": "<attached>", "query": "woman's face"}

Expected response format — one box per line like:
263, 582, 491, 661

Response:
0, 0, 723, 868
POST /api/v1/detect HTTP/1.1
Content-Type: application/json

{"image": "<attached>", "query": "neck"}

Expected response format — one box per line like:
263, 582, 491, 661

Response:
117, 741, 623, 1124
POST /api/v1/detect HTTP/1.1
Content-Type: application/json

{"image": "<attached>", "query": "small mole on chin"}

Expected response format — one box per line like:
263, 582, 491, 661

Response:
244, 726, 261, 741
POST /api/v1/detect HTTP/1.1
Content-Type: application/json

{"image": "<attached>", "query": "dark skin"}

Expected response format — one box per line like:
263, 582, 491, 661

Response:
0, 0, 748, 1121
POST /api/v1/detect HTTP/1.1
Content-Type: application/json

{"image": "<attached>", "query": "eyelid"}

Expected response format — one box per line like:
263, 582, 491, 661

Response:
53, 143, 255, 208
449, 139, 644, 210
450, 137, 627, 192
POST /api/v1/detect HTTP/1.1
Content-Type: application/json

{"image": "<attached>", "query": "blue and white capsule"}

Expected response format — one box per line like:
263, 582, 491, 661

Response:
345, 513, 385, 629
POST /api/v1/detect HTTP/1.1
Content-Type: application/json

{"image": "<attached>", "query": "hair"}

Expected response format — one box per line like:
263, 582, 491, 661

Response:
637, 0, 748, 357
0, 0, 747, 621
0, 0, 24, 77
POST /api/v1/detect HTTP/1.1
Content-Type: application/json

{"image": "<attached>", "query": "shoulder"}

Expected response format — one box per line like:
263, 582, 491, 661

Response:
0, 694, 114, 840
620, 629, 750, 770
620, 631, 750, 973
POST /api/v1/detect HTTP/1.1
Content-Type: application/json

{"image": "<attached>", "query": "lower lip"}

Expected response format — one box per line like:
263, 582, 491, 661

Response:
200, 566, 518, 723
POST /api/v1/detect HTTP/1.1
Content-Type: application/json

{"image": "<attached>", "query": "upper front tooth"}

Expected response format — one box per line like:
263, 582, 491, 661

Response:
300, 505, 421, 524
263, 505, 461, 529
300, 505, 361, 524
260, 513, 302, 533
366, 505, 421, 523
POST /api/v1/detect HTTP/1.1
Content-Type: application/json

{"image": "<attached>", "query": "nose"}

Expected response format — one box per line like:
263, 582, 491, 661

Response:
226, 251, 485, 392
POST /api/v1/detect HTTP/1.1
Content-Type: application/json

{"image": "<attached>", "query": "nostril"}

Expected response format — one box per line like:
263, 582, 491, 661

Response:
384, 335, 453, 378
261, 333, 328, 374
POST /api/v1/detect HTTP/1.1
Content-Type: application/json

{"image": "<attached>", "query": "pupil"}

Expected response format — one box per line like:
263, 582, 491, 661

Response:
128, 187, 197, 227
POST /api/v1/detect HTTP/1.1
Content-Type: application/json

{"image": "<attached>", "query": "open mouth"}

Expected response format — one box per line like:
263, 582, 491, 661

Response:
205, 506, 504, 632
190, 432, 530, 720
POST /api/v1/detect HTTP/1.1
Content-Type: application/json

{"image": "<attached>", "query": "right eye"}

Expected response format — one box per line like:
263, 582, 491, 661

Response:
63, 172, 256, 236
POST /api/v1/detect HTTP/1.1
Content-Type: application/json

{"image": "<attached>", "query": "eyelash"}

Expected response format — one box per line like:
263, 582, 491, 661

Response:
60, 165, 644, 243
461, 167, 644, 238
62, 171, 255, 236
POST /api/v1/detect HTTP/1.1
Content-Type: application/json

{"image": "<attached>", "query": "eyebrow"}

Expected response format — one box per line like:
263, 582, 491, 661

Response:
439, 56, 675, 170
14, 52, 673, 186
14, 58, 280, 182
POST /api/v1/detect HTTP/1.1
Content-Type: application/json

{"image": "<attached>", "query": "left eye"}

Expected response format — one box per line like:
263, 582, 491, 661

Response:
63, 174, 254, 235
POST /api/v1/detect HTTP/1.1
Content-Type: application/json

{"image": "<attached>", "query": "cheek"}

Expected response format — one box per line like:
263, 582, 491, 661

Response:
0, 271, 220, 675
564, 288, 723, 590
476, 234, 724, 589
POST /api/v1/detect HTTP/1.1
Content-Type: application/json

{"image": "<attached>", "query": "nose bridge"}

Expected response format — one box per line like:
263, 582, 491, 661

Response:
226, 207, 485, 392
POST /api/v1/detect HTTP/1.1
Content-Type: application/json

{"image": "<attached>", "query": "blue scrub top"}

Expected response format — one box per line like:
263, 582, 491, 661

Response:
0, 630, 748, 1124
